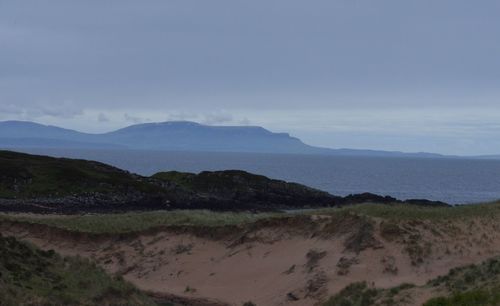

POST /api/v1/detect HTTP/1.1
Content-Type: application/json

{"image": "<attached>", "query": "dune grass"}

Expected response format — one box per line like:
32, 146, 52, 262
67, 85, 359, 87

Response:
423, 289, 500, 306
307, 201, 500, 221
323, 255, 500, 306
0, 210, 283, 234
2, 201, 500, 234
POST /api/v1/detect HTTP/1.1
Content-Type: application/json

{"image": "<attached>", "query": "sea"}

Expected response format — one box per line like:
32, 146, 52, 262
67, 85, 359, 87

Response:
10, 148, 500, 205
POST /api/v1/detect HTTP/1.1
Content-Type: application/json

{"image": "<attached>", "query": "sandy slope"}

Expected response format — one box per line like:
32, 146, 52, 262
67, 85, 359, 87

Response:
3, 214, 500, 306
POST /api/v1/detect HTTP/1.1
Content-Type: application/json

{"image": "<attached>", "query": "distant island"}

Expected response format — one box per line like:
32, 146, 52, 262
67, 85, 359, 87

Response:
0, 120, 449, 158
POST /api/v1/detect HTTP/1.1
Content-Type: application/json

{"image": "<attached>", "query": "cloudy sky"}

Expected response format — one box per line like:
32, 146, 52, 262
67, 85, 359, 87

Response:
1, 0, 500, 155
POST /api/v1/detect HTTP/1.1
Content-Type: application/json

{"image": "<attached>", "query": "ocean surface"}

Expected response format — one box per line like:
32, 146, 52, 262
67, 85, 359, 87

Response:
11, 148, 500, 205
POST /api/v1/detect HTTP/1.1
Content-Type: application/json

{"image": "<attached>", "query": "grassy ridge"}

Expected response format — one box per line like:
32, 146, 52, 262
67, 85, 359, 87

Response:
309, 201, 500, 220
0, 234, 158, 306
0, 210, 282, 234
2, 201, 500, 235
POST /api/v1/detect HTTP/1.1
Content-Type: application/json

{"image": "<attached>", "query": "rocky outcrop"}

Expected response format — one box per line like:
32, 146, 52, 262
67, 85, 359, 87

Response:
342, 192, 449, 207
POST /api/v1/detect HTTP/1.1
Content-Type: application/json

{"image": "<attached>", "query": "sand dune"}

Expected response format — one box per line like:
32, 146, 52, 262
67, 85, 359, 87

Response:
3, 211, 500, 306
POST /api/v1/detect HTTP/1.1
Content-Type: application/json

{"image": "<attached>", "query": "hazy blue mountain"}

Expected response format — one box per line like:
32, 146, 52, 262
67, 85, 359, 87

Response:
472, 155, 500, 160
0, 120, 448, 157
0, 121, 88, 140
99, 121, 323, 153
0, 121, 119, 149
0, 137, 124, 149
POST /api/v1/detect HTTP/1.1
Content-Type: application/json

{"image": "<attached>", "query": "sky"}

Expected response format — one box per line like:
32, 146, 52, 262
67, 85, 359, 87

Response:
1, 0, 500, 155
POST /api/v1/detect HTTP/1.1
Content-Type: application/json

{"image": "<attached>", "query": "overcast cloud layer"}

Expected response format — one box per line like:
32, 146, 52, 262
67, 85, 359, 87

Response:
1, 0, 499, 155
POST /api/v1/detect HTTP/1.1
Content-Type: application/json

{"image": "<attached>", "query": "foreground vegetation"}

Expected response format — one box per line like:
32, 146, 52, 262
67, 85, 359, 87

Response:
0, 234, 159, 306
424, 289, 500, 306
324, 256, 500, 306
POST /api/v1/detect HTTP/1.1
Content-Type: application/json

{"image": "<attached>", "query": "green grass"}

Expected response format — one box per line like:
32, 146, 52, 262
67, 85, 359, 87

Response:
423, 289, 500, 306
151, 171, 196, 190
323, 256, 500, 306
428, 257, 500, 292
306, 201, 500, 221
0, 234, 157, 305
0, 210, 283, 234
322, 282, 379, 306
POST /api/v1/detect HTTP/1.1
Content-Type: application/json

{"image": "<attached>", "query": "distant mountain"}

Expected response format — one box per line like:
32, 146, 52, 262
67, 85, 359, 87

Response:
472, 155, 500, 160
0, 120, 447, 158
99, 121, 322, 153
0, 120, 90, 140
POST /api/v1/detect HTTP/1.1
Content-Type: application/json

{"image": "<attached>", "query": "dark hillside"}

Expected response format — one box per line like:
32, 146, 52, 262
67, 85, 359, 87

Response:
0, 150, 173, 213
152, 170, 338, 208
0, 150, 161, 198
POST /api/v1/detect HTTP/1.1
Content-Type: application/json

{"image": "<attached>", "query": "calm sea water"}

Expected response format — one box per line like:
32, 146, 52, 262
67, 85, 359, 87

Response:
11, 148, 500, 205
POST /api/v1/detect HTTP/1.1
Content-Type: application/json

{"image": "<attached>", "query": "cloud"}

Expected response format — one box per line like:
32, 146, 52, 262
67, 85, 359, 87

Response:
202, 111, 234, 125
0, 103, 24, 117
124, 113, 150, 124
0, 100, 83, 120
163, 110, 249, 126
97, 113, 110, 123
36, 101, 84, 119
238, 117, 251, 125
1, 0, 500, 154
1, 0, 499, 112
165, 111, 198, 122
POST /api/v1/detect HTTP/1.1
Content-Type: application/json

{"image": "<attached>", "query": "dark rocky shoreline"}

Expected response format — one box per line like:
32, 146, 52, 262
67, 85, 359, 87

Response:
0, 191, 450, 214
